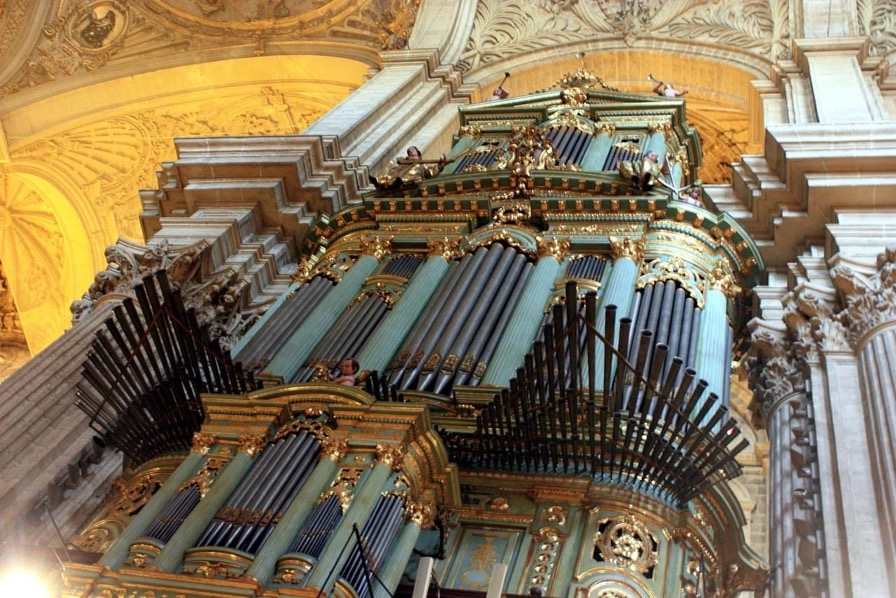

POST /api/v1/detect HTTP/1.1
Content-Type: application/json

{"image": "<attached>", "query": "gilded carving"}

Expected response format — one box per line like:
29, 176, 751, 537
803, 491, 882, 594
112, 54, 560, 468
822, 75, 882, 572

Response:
405, 499, 435, 528
321, 437, 350, 461
189, 561, 236, 579
237, 434, 267, 456
593, 515, 659, 575
493, 202, 532, 225
637, 256, 706, 307
708, 262, 742, 298
542, 505, 568, 526
358, 235, 394, 261
375, 444, 405, 471
191, 432, 217, 454
536, 236, 571, 262
180, 456, 226, 499
608, 235, 645, 262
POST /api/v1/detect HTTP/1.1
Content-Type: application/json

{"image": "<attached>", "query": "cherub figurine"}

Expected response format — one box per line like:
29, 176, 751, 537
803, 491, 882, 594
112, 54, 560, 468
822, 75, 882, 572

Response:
369, 146, 447, 190
618, 150, 662, 191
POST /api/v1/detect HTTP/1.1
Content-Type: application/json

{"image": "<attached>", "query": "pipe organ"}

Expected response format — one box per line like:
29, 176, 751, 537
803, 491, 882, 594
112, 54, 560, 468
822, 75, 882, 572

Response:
66, 73, 769, 597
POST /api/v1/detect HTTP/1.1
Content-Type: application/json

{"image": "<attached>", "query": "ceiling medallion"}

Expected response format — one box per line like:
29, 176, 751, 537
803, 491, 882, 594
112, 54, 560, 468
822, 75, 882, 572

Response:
66, 1, 129, 52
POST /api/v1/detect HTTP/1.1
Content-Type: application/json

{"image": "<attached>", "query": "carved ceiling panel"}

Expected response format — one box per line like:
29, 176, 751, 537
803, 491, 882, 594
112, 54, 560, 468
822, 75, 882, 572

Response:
0, 0, 417, 96
0, 260, 30, 381
459, 0, 791, 73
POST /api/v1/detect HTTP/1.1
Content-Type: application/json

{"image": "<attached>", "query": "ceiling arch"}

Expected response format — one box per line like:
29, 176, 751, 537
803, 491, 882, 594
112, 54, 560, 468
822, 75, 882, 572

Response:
0, 54, 368, 354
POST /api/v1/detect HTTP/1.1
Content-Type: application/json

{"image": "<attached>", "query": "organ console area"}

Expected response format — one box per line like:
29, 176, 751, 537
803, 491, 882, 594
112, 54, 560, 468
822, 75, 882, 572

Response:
64, 71, 769, 597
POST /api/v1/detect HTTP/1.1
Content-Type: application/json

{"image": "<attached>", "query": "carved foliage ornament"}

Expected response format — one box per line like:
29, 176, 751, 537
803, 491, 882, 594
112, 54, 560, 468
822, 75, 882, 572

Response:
831, 249, 896, 345
358, 235, 394, 261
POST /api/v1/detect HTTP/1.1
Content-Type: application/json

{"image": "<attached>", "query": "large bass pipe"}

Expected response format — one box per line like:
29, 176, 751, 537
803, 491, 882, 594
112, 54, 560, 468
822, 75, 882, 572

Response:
456, 258, 530, 387
403, 245, 500, 389
389, 259, 465, 385
341, 495, 392, 586
663, 288, 686, 378
428, 247, 521, 392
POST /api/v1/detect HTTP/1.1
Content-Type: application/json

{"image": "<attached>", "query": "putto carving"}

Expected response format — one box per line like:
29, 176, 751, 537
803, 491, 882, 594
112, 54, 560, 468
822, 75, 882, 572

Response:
609, 235, 645, 262
536, 237, 571, 262
375, 444, 405, 471
237, 434, 267, 456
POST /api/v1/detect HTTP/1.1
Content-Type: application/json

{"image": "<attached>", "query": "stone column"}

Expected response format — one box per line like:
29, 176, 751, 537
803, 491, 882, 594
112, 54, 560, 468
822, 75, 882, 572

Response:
100, 435, 214, 569
480, 238, 567, 387
266, 238, 388, 381
303, 444, 404, 593
372, 500, 431, 598
833, 252, 896, 590
154, 435, 265, 572
357, 240, 455, 372
592, 236, 643, 389
244, 438, 346, 585
748, 339, 821, 598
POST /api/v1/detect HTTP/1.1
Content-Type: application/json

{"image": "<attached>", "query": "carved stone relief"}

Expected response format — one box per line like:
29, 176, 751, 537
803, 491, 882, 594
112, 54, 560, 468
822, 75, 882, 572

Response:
459, 0, 790, 72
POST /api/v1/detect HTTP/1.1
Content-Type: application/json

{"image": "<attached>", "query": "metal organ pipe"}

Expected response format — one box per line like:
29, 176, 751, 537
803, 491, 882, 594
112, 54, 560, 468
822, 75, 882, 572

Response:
143, 483, 201, 543
461, 260, 532, 386
389, 259, 466, 386
429, 248, 525, 393
288, 494, 343, 558
237, 277, 332, 365
403, 245, 500, 389
196, 432, 320, 552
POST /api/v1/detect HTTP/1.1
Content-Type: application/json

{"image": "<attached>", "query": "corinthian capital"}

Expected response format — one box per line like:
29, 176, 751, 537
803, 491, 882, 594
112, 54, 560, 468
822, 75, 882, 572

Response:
609, 236, 645, 262
427, 237, 464, 260
375, 444, 405, 472
536, 237, 570, 262
831, 251, 896, 344
359, 235, 393, 261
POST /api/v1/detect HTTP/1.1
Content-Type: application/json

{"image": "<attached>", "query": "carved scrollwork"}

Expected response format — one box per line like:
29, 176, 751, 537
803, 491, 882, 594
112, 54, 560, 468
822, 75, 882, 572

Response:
321, 437, 350, 461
